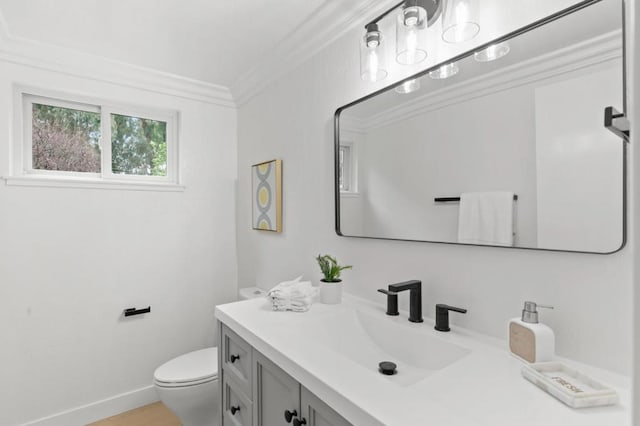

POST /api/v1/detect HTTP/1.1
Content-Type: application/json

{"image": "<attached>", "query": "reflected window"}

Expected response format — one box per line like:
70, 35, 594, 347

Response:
339, 144, 354, 192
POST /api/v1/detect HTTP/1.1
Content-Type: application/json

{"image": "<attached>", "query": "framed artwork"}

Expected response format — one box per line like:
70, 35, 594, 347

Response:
252, 159, 282, 232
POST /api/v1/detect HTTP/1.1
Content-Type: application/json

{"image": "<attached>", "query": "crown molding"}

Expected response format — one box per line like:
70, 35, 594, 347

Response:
340, 115, 367, 134
0, 17, 234, 108
0, 0, 398, 108
231, 0, 395, 106
348, 31, 622, 131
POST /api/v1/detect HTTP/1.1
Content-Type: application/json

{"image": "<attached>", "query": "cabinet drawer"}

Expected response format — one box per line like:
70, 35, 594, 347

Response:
223, 373, 253, 426
222, 324, 253, 397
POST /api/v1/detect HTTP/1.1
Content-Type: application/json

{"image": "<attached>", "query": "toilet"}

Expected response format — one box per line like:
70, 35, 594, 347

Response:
153, 287, 265, 425
154, 347, 219, 426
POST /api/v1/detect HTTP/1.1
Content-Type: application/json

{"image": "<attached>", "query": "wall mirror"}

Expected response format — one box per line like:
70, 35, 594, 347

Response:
335, 0, 626, 254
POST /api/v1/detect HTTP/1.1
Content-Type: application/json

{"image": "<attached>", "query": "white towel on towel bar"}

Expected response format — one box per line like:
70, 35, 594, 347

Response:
457, 191, 515, 246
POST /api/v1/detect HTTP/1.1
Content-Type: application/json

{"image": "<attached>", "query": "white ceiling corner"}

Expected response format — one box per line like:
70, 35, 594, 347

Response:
230, 0, 395, 106
0, 5, 234, 107
0, 0, 398, 108
0, 8, 8, 42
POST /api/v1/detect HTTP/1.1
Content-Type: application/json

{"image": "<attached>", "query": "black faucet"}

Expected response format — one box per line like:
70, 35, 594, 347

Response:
377, 288, 399, 316
434, 304, 467, 332
378, 280, 423, 323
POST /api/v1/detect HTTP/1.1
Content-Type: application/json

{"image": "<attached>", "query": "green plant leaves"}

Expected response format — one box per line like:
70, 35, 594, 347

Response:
316, 254, 352, 282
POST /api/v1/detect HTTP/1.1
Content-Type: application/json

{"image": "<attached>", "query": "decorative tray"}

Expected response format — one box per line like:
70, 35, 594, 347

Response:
521, 362, 618, 408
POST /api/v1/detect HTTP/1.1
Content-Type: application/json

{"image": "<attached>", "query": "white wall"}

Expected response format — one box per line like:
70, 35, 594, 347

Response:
535, 63, 623, 252
345, 58, 622, 251
236, 0, 632, 379
351, 84, 538, 245
0, 40, 238, 426
630, 0, 640, 422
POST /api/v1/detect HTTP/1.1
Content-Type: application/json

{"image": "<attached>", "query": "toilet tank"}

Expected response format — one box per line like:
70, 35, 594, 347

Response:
238, 286, 267, 300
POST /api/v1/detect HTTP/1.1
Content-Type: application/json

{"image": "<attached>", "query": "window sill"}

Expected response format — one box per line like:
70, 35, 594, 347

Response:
3, 175, 185, 192
340, 191, 360, 198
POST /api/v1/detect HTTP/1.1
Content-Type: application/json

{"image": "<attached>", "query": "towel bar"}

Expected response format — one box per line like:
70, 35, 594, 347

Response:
434, 195, 518, 202
123, 306, 151, 317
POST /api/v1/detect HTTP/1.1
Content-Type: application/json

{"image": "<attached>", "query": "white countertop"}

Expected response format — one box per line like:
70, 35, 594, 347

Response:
215, 294, 630, 426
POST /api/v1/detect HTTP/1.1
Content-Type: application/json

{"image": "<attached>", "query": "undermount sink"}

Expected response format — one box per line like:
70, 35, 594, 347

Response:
308, 305, 471, 386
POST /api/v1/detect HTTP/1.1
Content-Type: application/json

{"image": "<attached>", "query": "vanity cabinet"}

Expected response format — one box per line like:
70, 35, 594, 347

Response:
220, 323, 351, 426
299, 386, 351, 426
222, 373, 252, 426
253, 350, 303, 425
221, 325, 253, 396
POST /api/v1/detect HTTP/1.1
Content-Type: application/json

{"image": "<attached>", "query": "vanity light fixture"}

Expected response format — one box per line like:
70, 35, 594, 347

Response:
360, 23, 388, 82
474, 41, 511, 62
441, 0, 480, 43
396, 0, 429, 65
395, 78, 421, 94
428, 62, 459, 79
360, 0, 478, 82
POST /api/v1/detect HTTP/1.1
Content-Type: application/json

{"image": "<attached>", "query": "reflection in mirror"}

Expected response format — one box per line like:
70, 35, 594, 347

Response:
336, 0, 625, 253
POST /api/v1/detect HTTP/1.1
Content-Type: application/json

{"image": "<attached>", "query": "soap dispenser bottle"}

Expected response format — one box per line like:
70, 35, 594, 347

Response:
508, 301, 555, 363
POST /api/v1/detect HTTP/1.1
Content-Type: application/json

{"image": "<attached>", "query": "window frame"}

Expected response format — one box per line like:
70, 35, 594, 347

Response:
10, 86, 181, 191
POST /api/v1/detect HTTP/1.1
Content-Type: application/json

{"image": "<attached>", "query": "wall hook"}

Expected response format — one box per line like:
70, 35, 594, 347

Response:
604, 106, 630, 142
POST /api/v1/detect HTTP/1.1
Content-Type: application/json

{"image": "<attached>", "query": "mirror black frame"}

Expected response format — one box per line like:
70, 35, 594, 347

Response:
334, 0, 628, 254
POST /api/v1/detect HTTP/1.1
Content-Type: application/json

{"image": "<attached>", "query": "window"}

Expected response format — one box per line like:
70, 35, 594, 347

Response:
31, 102, 101, 173
15, 91, 179, 189
110, 113, 168, 177
338, 142, 357, 193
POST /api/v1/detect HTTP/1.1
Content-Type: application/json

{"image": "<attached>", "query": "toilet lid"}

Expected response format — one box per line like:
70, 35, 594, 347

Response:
154, 347, 218, 385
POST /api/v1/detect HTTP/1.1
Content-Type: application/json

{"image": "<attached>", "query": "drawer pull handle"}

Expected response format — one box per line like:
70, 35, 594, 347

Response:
230, 354, 240, 363
293, 418, 307, 426
230, 406, 240, 415
284, 409, 297, 423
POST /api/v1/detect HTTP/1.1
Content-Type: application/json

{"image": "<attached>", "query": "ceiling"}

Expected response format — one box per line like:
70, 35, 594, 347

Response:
0, 0, 379, 92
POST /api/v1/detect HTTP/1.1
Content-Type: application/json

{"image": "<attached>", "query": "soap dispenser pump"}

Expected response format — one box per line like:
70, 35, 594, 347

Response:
508, 301, 555, 363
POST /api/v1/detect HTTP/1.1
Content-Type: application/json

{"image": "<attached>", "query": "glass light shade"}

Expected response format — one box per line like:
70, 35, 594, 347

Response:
429, 62, 459, 79
395, 78, 421, 94
474, 41, 511, 62
396, 10, 428, 65
402, 2, 427, 28
441, 0, 480, 43
360, 26, 388, 82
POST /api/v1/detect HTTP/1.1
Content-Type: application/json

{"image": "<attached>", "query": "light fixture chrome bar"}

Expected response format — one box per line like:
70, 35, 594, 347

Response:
364, 0, 442, 28
364, 0, 405, 28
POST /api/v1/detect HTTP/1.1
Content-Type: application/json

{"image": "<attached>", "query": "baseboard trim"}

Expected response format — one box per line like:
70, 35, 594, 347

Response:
20, 385, 158, 426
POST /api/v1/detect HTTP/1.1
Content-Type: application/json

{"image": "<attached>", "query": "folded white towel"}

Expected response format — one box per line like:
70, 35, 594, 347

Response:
457, 191, 515, 246
271, 298, 314, 312
267, 276, 318, 312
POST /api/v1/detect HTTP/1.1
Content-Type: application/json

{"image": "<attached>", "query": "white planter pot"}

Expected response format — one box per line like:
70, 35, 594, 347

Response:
320, 280, 343, 304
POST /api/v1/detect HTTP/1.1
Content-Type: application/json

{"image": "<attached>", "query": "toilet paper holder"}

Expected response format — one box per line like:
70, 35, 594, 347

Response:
123, 306, 151, 317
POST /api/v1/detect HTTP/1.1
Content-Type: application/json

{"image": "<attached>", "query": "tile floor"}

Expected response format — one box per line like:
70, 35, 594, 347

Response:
88, 402, 180, 426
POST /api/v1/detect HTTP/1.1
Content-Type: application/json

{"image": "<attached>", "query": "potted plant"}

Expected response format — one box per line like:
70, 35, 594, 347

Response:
316, 254, 352, 304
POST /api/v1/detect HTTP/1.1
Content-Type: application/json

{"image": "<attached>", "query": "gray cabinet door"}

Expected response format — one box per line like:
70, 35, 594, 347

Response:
299, 386, 352, 426
253, 351, 300, 426
222, 373, 253, 426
